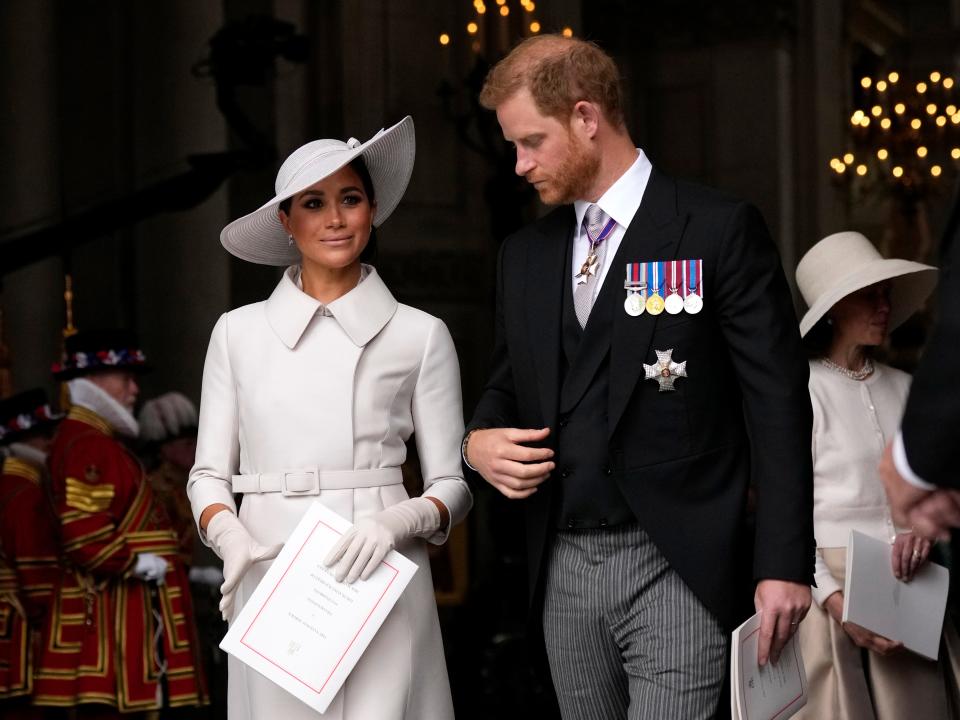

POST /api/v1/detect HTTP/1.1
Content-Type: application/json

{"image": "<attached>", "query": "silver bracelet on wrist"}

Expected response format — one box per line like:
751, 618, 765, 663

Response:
461, 430, 478, 472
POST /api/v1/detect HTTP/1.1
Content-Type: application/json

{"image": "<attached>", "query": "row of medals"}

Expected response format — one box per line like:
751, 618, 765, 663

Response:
624, 285, 702, 317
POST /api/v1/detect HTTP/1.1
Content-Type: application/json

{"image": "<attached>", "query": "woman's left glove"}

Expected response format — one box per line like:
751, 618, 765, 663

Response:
206, 511, 284, 620
324, 498, 441, 583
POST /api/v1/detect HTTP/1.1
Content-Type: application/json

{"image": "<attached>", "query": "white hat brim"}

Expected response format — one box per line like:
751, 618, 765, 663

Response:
220, 116, 416, 266
799, 258, 938, 337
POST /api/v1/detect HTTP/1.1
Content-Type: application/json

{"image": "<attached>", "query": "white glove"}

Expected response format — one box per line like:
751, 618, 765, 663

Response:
324, 497, 441, 584
188, 565, 225, 588
132, 553, 169, 584
206, 511, 283, 620
138, 392, 198, 443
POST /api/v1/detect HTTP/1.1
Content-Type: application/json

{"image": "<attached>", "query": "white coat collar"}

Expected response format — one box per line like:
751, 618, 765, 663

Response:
266, 264, 398, 349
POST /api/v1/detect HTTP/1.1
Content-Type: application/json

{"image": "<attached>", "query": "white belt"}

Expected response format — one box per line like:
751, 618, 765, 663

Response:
232, 467, 402, 496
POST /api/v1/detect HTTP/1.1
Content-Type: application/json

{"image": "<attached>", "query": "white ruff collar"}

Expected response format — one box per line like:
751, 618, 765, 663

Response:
68, 378, 140, 438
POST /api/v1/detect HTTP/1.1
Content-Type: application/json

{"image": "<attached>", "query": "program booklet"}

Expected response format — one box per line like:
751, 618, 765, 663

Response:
220, 501, 418, 713
842, 529, 949, 660
730, 612, 807, 720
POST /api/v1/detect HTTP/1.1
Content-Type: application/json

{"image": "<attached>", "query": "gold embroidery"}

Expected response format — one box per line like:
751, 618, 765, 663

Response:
66, 405, 113, 435
65, 477, 115, 513
1, 457, 41, 483
61, 525, 112, 552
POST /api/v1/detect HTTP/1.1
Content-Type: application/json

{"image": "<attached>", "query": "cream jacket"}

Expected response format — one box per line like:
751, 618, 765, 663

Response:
188, 265, 472, 720
808, 360, 910, 606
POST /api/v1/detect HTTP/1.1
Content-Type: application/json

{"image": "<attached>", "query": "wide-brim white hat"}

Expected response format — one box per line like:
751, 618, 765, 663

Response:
221, 116, 415, 265
796, 231, 938, 337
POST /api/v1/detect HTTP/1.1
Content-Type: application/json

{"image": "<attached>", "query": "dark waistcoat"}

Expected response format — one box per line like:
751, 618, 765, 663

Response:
552, 246, 634, 529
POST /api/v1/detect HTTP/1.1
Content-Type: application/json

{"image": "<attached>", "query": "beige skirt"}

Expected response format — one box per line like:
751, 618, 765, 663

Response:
794, 547, 960, 720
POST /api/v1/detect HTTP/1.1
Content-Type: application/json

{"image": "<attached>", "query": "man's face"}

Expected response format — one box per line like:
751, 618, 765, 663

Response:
89, 370, 139, 411
496, 87, 600, 205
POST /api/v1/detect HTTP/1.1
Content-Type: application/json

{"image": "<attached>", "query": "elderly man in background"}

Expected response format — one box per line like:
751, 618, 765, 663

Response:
41, 330, 207, 716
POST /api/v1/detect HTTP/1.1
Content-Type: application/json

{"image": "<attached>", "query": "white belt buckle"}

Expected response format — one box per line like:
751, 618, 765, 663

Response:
281, 468, 320, 496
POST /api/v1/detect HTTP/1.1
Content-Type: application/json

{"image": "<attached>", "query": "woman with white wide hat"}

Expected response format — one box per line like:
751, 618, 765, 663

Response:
187, 116, 472, 719
792, 231, 956, 719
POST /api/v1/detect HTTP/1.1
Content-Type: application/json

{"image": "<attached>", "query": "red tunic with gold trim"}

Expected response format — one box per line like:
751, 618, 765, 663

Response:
35, 406, 207, 711
0, 456, 60, 701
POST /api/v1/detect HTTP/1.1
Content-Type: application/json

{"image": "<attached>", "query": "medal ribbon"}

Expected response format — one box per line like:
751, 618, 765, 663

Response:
586, 216, 617, 247
688, 259, 699, 298
652, 261, 664, 295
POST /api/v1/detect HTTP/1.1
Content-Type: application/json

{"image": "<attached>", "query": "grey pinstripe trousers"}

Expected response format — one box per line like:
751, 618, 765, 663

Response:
542, 524, 726, 719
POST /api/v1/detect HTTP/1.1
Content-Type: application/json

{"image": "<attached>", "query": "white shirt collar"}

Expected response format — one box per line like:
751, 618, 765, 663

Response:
266, 264, 397, 349
574, 149, 652, 232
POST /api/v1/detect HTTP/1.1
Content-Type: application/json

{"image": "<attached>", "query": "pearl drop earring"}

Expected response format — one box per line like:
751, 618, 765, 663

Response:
288, 234, 294, 246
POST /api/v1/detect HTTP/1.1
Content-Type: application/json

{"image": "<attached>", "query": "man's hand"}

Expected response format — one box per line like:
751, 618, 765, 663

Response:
466, 427, 554, 499
880, 440, 931, 527
754, 579, 811, 666
908, 490, 960, 541
822, 588, 899, 655
891, 531, 931, 581
842, 619, 903, 655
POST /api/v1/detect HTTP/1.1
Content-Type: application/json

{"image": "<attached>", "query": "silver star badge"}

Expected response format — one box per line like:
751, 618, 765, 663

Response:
643, 348, 687, 392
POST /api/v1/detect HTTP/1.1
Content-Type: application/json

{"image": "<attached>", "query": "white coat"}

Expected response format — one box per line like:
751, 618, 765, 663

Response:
188, 265, 472, 720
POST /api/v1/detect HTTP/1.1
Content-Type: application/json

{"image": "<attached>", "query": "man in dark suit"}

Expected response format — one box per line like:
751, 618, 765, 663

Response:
881, 184, 960, 537
462, 35, 814, 718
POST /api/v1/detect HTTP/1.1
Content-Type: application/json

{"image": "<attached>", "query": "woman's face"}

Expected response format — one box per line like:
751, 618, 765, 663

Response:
829, 280, 893, 348
278, 164, 376, 271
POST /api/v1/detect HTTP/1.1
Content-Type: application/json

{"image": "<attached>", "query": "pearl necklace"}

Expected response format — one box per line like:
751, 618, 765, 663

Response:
819, 357, 875, 381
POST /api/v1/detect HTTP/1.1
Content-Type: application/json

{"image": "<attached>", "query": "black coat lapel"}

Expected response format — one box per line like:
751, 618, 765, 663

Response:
608, 170, 689, 437
524, 207, 574, 429
559, 169, 689, 415
558, 232, 624, 414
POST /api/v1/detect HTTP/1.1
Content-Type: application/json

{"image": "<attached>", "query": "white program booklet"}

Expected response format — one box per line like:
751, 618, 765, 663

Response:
220, 501, 418, 713
730, 612, 807, 720
842, 529, 949, 660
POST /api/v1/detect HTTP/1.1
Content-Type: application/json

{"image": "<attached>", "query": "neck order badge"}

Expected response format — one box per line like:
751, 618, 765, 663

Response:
576, 214, 617, 285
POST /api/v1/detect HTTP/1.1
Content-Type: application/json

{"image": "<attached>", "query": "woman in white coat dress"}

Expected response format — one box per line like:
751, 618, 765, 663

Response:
187, 116, 472, 720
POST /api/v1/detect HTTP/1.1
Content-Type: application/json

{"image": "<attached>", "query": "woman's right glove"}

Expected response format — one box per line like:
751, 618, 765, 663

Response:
205, 511, 283, 621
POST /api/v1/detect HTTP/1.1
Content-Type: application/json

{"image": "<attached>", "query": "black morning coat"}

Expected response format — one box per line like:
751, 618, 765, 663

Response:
900, 180, 960, 488
467, 167, 816, 629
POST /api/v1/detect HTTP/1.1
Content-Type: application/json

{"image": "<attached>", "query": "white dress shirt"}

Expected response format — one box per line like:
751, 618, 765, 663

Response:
572, 149, 653, 300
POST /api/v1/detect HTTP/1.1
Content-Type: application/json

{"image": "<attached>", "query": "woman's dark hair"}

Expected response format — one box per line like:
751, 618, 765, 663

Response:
278, 156, 378, 263
802, 316, 833, 359
802, 312, 880, 361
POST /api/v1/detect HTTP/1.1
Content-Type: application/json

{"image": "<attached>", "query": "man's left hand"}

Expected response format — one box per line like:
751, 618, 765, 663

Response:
754, 579, 811, 666
908, 490, 960, 541
879, 440, 931, 528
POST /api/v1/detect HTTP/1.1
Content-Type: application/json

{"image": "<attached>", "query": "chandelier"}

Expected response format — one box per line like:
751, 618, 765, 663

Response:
437, 0, 573, 56
829, 70, 960, 200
